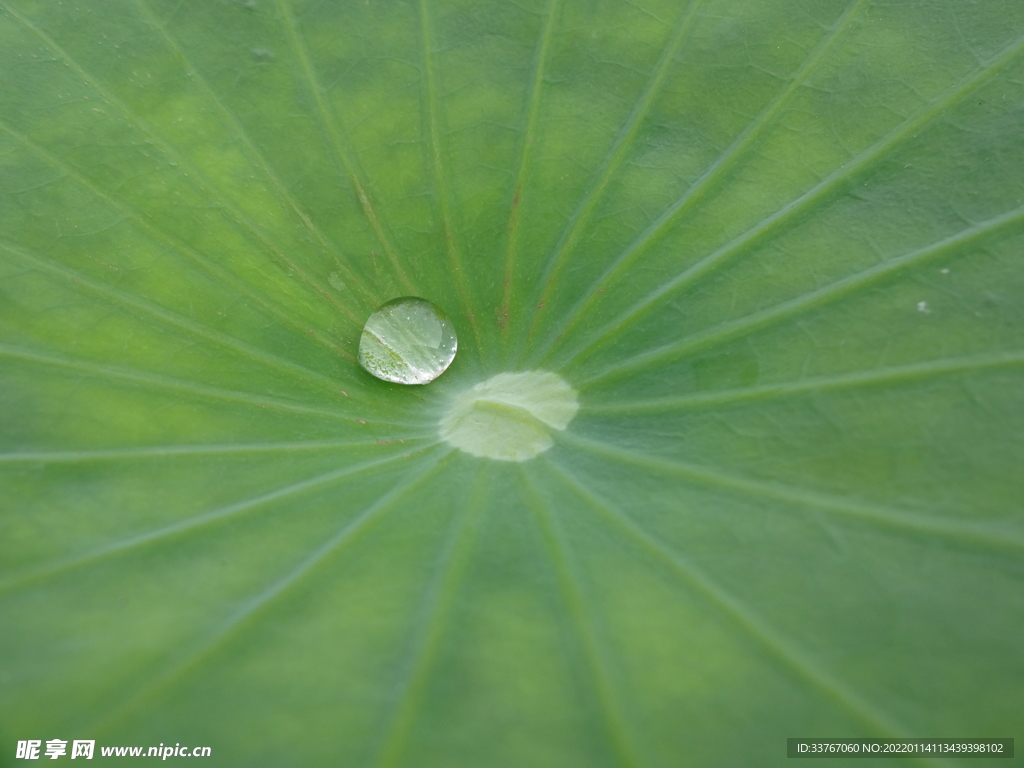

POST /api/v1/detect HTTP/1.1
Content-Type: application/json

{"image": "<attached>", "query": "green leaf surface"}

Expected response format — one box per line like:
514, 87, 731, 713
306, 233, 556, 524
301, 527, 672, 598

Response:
2, 0, 1023, 765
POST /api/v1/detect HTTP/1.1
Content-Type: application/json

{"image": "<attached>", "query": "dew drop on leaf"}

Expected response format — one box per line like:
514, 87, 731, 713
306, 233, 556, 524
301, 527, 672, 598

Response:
357, 297, 457, 385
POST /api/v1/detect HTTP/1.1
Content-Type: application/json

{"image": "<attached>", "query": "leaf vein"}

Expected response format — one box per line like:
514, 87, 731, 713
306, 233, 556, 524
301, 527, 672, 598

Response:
86, 448, 452, 738
545, 459, 910, 737
1, 1, 359, 322
530, 0, 870, 365
558, 433, 1024, 553
0, 118, 354, 361
555, 30, 1024, 370
583, 351, 1024, 414
418, 0, 483, 365
0, 445, 437, 594
0, 343, 424, 426
0, 238, 352, 391
581, 205, 1024, 387
522, 465, 642, 768
274, 0, 415, 294
132, 0, 381, 310
515, 0, 706, 364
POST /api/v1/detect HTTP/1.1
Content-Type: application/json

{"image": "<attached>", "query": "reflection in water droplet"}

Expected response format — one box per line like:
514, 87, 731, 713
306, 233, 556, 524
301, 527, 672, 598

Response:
358, 297, 457, 385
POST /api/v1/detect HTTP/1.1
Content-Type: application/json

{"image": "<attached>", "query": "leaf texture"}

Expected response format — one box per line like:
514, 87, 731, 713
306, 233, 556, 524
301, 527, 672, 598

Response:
1, 0, 1023, 765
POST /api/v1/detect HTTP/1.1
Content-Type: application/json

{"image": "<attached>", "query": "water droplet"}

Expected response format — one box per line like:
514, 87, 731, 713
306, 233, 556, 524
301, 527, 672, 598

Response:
358, 297, 457, 385
439, 371, 578, 461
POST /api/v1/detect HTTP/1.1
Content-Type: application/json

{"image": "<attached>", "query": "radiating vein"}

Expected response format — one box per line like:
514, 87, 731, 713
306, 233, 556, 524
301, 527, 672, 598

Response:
418, 0, 482, 365
274, 0, 414, 293
497, 0, 560, 363
515, 0, 705, 364
581, 204, 1024, 387
0, 343, 424, 426
370, 465, 488, 768
558, 433, 1024, 553
0, 118, 353, 361
0, 437, 430, 463
88, 448, 452, 738
0, 2, 360, 322
551, 30, 1024, 370
522, 466, 641, 768
132, 0, 381, 309
0, 238, 353, 390
584, 351, 1024, 414
544, 459, 910, 739
0, 444, 437, 594
529, 0, 869, 365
